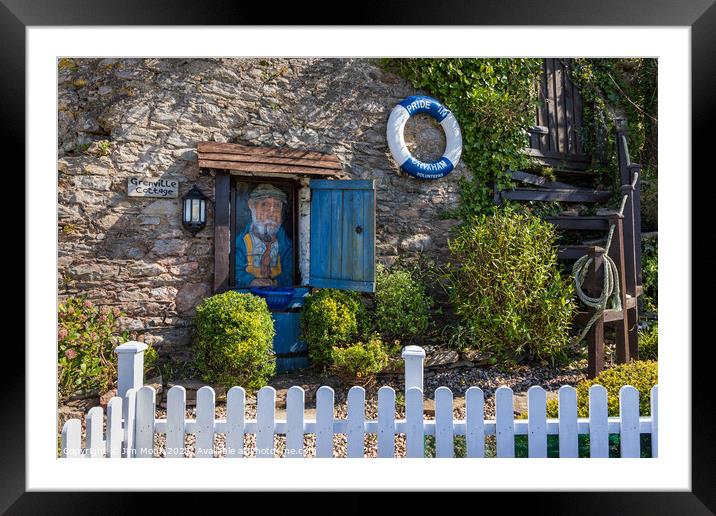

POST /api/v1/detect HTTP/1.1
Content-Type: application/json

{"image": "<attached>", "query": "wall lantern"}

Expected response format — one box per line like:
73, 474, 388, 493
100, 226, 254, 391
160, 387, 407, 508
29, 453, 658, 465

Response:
182, 184, 209, 235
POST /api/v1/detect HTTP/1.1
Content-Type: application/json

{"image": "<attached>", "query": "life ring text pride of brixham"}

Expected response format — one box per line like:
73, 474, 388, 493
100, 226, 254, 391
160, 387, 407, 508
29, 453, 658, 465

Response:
127, 177, 180, 198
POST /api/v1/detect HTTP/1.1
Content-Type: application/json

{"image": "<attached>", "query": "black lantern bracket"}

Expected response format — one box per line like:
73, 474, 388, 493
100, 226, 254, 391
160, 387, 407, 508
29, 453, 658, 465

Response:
181, 184, 210, 236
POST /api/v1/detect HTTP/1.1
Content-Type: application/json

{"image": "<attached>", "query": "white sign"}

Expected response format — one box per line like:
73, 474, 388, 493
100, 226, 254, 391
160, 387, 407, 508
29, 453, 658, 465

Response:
128, 177, 179, 198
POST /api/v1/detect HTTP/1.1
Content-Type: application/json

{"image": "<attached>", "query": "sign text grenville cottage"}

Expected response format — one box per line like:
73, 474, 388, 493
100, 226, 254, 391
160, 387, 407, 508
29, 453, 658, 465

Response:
127, 177, 179, 198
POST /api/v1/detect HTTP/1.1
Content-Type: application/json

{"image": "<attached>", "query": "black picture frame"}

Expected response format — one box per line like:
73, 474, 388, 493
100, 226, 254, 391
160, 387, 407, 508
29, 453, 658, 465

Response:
10, 0, 711, 512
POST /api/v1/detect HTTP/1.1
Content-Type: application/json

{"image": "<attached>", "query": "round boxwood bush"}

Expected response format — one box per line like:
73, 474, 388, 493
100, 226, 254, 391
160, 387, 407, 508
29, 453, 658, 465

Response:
546, 360, 658, 418
300, 288, 368, 370
374, 265, 433, 343
330, 334, 393, 385
446, 209, 576, 365
194, 291, 275, 390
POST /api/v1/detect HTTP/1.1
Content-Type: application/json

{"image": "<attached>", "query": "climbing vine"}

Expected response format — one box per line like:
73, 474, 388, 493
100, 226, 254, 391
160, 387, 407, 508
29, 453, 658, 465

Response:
381, 58, 544, 220
568, 58, 658, 229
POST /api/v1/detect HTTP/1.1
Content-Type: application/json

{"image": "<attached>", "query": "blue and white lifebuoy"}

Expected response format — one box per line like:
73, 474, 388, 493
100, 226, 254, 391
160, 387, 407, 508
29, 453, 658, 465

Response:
387, 95, 462, 179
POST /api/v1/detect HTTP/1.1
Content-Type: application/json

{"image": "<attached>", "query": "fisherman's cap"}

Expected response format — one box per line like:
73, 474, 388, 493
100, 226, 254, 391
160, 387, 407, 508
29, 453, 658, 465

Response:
249, 183, 287, 204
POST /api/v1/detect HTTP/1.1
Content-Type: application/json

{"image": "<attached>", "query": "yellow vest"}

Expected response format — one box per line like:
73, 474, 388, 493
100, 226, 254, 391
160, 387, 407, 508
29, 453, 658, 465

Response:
243, 233, 282, 278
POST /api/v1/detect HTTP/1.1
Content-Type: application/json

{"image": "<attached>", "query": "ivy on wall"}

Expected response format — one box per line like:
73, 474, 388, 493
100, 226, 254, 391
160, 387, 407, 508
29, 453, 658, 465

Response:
381, 58, 544, 220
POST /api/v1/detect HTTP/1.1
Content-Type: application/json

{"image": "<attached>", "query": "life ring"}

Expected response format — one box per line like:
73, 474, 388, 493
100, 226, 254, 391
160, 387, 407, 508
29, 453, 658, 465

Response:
386, 95, 462, 179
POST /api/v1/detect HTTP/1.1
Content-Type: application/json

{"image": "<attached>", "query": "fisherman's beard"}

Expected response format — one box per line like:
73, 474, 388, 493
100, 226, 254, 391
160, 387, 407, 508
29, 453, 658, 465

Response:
251, 219, 280, 242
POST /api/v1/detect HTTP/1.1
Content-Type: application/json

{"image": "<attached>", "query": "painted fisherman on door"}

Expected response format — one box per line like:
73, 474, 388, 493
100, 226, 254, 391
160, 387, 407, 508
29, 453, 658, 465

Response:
235, 183, 294, 287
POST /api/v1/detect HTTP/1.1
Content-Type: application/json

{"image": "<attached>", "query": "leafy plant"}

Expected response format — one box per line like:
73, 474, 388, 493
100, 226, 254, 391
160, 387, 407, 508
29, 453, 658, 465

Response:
446, 209, 575, 365
58, 297, 136, 400
374, 264, 433, 343
546, 360, 658, 419
194, 291, 276, 391
638, 323, 658, 361
330, 334, 392, 385
301, 289, 369, 370
641, 237, 658, 313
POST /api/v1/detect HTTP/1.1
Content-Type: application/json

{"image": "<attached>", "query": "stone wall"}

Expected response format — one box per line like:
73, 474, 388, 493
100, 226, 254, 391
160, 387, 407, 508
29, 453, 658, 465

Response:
57, 58, 467, 359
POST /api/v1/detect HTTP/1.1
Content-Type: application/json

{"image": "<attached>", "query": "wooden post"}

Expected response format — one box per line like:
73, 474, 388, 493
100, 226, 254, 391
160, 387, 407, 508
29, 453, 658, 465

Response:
115, 341, 147, 399
213, 171, 231, 293
609, 217, 631, 364
586, 248, 605, 379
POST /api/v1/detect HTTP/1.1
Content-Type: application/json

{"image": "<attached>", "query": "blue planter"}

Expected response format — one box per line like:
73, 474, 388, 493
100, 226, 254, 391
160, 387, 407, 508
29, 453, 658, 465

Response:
250, 286, 296, 310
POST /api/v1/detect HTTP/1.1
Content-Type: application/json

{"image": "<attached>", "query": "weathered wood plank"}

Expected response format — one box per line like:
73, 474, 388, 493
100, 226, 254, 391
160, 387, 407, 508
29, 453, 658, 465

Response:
554, 59, 566, 154
564, 59, 576, 155
537, 64, 550, 152
545, 216, 613, 231
198, 160, 342, 176
213, 172, 230, 293
200, 152, 342, 170
509, 169, 576, 189
545, 58, 558, 153
197, 141, 340, 163
501, 187, 612, 203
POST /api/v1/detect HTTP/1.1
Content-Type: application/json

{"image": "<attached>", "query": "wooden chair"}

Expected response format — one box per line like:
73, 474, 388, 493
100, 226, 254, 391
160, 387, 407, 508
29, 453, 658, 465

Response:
493, 59, 643, 378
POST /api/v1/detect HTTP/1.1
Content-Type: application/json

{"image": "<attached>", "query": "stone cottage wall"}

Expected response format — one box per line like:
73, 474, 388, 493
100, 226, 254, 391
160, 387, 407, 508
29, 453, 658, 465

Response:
57, 58, 467, 359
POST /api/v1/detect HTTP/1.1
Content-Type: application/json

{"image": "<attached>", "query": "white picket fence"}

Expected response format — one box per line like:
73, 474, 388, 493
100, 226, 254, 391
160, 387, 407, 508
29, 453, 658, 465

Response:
60, 342, 658, 458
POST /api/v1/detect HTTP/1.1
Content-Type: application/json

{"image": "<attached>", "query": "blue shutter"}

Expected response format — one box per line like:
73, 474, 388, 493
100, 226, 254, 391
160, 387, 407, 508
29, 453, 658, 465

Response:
309, 179, 375, 292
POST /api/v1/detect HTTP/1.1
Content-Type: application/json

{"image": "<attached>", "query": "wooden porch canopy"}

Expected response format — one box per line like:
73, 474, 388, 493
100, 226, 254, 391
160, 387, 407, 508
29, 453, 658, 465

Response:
197, 142, 348, 178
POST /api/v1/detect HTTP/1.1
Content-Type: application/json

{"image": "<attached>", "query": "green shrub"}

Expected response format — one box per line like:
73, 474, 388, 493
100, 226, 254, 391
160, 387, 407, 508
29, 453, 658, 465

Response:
638, 322, 658, 361
446, 210, 576, 365
301, 289, 368, 369
58, 296, 127, 400
330, 334, 392, 384
641, 238, 658, 313
546, 360, 658, 418
194, 291, 275, 391
374, 265, 433, 342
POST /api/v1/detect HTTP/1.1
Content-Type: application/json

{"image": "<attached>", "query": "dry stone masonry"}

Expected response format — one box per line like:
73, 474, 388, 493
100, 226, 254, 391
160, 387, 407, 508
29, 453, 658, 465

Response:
57, 58, 468, 358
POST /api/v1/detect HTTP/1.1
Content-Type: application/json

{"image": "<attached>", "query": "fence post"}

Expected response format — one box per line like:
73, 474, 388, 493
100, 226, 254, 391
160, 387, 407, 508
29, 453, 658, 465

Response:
115, 341, 148, 399
402, 345, 425, 399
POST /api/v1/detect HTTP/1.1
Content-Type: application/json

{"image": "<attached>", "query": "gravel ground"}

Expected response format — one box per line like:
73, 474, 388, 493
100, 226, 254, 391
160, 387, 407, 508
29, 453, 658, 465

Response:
58, 361, 587, 458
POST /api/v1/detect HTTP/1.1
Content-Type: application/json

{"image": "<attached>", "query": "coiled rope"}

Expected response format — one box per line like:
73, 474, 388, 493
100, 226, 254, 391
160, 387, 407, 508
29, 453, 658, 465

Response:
570, 171, 638, 347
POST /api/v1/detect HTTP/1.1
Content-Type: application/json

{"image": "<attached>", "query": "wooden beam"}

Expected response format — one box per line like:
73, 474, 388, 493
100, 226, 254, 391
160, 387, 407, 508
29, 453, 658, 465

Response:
198, 159, 343, 176
197, 141, 340, 163
199, 152, 342, 170
213, 171, 231, 294
501, 187, 613, 203
545, 216, 616, 231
